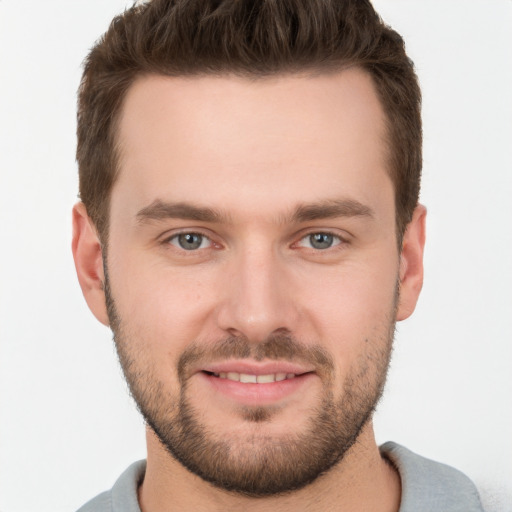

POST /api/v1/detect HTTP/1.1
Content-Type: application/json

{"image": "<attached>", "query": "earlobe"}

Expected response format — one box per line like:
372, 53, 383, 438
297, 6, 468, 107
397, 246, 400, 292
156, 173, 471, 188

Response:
396, 204, 427, 321
72, 202, 110, 326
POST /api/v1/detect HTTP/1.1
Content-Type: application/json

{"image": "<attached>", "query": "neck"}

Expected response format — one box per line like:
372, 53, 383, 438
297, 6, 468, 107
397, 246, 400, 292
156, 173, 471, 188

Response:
138, 422, 401, 512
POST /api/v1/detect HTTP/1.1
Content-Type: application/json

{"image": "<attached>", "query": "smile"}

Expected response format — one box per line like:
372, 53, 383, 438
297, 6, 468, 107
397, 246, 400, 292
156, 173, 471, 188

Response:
197, 366, 317, 405
210, 372, 297, 383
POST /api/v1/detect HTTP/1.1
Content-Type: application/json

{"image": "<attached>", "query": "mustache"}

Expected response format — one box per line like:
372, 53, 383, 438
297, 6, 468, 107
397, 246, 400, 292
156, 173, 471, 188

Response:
177, 334, 335, 382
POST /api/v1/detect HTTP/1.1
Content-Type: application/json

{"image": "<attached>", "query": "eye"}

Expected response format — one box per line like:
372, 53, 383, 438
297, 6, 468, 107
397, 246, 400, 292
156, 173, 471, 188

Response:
298, 232, 342, 250
168, 232, 211, 251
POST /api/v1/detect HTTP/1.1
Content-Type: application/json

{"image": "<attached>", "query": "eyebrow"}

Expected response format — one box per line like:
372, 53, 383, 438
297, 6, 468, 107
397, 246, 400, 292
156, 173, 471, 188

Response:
136, 198, 374, 225
290, 199, 374, 222
136, 200, 226, 223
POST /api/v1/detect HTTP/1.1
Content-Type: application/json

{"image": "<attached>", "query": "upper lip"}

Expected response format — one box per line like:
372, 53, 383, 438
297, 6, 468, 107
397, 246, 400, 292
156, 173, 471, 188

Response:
197, 360, 315, 377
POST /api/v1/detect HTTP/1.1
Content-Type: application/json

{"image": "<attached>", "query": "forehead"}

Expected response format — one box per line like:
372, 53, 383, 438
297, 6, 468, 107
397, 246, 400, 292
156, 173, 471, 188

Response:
113, 69, 391, 221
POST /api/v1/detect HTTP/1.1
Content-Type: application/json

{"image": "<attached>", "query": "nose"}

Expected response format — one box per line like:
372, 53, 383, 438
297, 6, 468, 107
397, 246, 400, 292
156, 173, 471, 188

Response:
215, 244, 300, 343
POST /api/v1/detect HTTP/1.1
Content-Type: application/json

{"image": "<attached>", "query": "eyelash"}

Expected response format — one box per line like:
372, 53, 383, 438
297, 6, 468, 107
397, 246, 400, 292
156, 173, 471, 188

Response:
161, 230, 347, 253
163, 231, 216, 251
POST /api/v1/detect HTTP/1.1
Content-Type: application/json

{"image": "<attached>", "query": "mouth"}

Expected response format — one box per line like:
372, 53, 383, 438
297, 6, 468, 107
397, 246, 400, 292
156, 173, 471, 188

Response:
203, 370, 299, 384
196, 362, 317, 406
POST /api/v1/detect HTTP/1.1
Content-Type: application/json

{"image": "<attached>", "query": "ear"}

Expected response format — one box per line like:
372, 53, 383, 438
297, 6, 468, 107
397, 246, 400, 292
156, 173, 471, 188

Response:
72, 202, 110, 326
396, 204, 427, 321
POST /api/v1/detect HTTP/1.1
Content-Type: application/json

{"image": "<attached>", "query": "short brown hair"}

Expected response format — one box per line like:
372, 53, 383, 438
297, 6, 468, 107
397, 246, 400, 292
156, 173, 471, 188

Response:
77, 0, 421, 244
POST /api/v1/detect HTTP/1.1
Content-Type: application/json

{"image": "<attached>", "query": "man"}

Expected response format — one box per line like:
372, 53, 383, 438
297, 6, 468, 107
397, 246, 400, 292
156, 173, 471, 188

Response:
72, 0, 484, 510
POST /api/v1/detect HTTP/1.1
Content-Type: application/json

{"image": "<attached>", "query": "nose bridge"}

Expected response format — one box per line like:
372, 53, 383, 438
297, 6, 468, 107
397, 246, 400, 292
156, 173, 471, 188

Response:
217, 239, 297, 341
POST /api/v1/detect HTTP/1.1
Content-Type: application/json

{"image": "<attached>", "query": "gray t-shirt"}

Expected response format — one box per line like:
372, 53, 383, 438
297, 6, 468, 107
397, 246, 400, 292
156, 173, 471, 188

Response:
77, 442, 484, 511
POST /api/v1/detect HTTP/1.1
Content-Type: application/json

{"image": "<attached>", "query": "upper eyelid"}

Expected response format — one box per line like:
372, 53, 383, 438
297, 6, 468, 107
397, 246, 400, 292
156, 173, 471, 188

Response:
297, 231, 342, 244
158, 228, 350, 248
160, 228, 215, 243
295, 228, 349, 242
300, 229, 341, 237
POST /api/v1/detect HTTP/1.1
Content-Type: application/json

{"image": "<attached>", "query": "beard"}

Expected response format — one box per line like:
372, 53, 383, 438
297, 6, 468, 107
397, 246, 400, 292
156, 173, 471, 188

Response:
104, 271, 396, 497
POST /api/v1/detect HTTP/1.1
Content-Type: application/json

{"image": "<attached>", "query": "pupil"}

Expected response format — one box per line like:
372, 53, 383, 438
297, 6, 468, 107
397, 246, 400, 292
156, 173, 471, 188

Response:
179, 233, 202, 250
311, 233, 333, 249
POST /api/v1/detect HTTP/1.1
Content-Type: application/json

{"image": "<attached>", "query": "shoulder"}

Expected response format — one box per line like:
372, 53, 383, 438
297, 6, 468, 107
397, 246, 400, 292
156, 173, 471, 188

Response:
76, 490, 111, 512
380, 442, 484, 512
76, 460, 146, 512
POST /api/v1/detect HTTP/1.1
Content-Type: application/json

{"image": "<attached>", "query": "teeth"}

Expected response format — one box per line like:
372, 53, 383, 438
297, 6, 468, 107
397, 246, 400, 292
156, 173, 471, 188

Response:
256, 374, 275, 384
213, 372, 297, 383
240, 373, 257, 383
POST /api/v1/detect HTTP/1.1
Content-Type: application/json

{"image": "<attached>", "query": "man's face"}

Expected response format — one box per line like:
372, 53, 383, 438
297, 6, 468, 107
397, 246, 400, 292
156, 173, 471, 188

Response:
91, 69, 418, 495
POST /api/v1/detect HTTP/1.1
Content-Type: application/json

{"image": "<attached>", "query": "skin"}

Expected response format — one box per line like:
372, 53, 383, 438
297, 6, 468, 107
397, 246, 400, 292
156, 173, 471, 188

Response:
72, 68, 426, 511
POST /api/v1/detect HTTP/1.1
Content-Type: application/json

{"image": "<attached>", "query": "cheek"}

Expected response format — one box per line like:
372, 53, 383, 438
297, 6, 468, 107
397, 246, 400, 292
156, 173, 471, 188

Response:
297, 260, 398, 370
303, 262, 398, 328
108, 253, 223, 358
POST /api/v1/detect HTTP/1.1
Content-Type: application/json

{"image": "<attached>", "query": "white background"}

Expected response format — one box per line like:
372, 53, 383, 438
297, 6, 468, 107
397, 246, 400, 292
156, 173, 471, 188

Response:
0, 1, 511, 511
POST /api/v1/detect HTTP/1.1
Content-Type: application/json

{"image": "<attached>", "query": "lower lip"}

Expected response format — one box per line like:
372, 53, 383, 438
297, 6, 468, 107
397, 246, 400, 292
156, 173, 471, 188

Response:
197, 372, 316, 406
